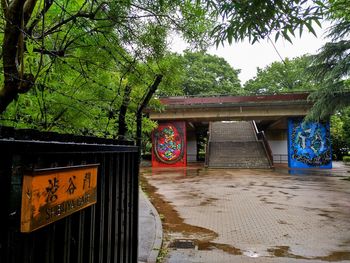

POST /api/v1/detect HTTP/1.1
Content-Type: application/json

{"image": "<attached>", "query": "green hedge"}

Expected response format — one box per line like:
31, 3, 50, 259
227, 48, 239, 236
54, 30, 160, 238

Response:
343, 156, 350, 163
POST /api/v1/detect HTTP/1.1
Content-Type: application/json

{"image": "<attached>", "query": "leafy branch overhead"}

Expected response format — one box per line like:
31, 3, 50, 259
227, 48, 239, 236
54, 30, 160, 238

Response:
306, 0, 350, 120
0, 0, 215, 114
209, 0, 325, 45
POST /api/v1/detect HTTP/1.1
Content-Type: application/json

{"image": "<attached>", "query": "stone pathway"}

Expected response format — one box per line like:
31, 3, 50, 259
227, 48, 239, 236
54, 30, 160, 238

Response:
141, 164, 350, 262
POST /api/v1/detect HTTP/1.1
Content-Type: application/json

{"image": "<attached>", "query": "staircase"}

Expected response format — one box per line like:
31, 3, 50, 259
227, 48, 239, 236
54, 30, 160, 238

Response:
206, 121, 271, 168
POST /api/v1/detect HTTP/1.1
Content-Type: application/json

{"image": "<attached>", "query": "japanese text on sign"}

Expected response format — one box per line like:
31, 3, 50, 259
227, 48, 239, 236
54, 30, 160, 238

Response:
21, 165, 98, 233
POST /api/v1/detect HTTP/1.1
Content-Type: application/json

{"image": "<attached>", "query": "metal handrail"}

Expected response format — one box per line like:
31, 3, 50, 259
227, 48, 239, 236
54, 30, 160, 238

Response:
252, 121, 274, 168
259, 131, 274, 168
252, 120, 259, 141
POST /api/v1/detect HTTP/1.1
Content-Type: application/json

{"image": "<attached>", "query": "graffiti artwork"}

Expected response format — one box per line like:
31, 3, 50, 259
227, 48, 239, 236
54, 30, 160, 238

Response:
288, 118, 332, 168
152, 122, 186, 167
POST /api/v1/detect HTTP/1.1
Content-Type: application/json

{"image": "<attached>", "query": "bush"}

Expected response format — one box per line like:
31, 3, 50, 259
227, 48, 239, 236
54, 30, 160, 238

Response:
343, 156, 350, 163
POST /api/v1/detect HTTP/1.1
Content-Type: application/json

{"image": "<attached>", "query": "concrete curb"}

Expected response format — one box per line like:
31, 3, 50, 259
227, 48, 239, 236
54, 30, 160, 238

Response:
140, 190, 163, 263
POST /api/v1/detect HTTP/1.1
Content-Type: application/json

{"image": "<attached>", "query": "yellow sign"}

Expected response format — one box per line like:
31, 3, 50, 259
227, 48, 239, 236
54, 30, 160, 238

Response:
21, 164, 98, 233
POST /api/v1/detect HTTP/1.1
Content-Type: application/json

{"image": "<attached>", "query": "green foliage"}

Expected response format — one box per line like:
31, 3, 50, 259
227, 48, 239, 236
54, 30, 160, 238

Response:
209, 0, 325, 45
244, 56, 318, 94
328, 0, 350, 20
330, 108, 350, 160
179, 51, 242, 96
343, 156, 350, 163
306, 0, 350, 120
153, 53, 186, 97
0, 0, 216, 139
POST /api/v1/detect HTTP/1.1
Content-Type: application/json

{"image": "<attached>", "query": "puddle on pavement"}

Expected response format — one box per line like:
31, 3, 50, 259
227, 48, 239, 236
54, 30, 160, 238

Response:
196, 240, 242, 255
140, 176, 217, 238
274, 207, 286, 210
341, 177, 350, 181
199, 197, 219, 206
317, 251, 350, 262
274, 168, 348, 178
243, 250, 260, 258
318, 213, 335, 219
268, 246, 305, 259
268, 246, 350, 261
141, 175, 244, 256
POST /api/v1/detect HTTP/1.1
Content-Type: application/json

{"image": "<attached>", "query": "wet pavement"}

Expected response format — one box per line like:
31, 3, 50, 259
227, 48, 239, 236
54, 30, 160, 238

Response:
140, 163, 350, 262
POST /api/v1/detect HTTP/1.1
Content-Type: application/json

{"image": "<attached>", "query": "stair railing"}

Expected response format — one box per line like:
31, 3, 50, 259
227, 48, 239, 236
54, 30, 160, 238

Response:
252, 120, 259, 141
252, 121, 274, 168
259, 130, 274, 168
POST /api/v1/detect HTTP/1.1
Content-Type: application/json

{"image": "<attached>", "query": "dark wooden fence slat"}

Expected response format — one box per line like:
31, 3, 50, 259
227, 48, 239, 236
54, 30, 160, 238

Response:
130, 153, 138, 263
120, 153, 126, 263
105, 153, 113, 262
77, 211, 85, 263
114, 154, 122, 262
63, 217, 71, 263
126, 153, 132, 263
97, 155, 106, 263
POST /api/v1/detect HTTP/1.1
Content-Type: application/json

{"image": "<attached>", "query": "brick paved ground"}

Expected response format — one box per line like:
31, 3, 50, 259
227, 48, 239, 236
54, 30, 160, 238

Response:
141, 165, 350, 263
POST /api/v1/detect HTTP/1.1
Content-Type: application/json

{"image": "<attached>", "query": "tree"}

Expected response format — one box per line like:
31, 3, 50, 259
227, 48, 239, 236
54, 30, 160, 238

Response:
0, 1, 215, 114
0, 0, 219, 140
179, 51, 242, 96
244, 55, 318, 94
330, 107, 350, 159
209, 0, 325, 45
306, 0, 350, 120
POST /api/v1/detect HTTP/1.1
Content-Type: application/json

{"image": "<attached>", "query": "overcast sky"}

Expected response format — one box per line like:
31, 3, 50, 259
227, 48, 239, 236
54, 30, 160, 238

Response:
170, 23, 330, 84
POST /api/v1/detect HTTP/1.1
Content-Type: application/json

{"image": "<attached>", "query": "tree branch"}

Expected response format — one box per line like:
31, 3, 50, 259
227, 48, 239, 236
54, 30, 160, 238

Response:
33, 47, 65, 57
26, 0, 54, 35
23, 0, 37, 25
1, 0, 9, 18
42, 2, 106, 37
117, 85, 132, 139
0, 0, 35, 113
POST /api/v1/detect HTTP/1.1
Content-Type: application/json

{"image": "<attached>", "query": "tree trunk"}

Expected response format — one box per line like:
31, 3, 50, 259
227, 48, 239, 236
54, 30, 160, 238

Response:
0, 0, 36, 114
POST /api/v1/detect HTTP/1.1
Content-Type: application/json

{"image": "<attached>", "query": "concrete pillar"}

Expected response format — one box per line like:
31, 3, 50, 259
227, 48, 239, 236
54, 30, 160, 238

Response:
186, 129, 197, 163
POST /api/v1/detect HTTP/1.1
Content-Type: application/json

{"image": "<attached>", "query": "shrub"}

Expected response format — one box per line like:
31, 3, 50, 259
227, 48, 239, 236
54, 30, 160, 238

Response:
343, 156, 350, 163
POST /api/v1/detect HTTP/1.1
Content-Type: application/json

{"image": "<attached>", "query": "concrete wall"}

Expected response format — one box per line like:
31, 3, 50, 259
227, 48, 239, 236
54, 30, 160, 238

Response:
266, 129, 288, 163
269, 140, 288, 163
187, 129, 197, 162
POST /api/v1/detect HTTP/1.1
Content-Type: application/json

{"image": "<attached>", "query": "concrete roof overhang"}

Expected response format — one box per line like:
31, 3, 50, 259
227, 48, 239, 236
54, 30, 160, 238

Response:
146, 93, 312, 122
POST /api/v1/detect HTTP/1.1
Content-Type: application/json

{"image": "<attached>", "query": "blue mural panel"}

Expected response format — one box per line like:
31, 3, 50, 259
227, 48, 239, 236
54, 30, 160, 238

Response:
288, 118, 332, 169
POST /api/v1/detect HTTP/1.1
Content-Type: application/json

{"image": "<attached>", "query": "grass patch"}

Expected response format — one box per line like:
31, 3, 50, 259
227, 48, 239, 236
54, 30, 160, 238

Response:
156, 246, 168, 263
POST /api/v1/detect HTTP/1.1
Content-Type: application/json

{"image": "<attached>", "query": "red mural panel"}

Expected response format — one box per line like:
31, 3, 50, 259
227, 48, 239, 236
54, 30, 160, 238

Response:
152, 122, 187, 167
